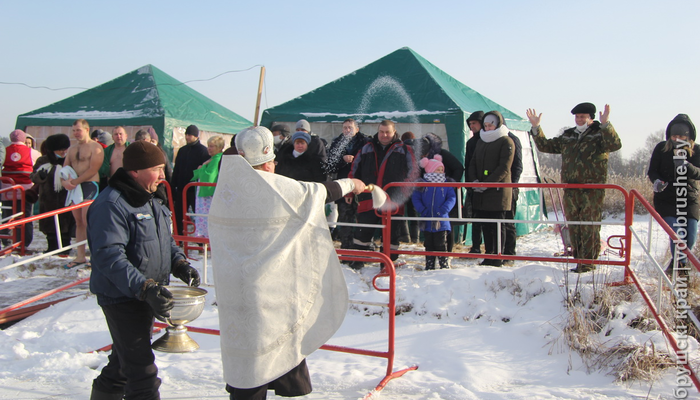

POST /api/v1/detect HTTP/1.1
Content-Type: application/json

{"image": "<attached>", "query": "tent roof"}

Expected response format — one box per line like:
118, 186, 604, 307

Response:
261, 47, 528, 130
15, 65, 252, 134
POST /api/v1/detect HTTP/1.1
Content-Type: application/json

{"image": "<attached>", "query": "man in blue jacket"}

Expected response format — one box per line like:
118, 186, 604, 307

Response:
87, 141, 200, 400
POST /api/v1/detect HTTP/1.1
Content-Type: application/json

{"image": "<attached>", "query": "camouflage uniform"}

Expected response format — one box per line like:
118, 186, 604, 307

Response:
530, 121, 622, 263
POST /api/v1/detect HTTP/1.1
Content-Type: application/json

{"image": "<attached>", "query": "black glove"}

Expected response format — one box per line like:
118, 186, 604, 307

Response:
172, 260, 201, 287
37, 170, 48, 180
140, 280, 174, 322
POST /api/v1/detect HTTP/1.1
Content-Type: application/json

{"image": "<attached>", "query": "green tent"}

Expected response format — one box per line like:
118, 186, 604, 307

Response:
261, 47, 543, 241
15, 64, 252, 161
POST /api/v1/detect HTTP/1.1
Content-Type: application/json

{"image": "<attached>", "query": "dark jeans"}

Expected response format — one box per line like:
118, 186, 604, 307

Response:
92, 300, 161, 400
225, 359, 312, 400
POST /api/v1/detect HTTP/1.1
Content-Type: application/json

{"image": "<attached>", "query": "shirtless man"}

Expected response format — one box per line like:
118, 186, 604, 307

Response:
62, 119, 104, 268
109, 127, 128, 176
98, 126, 129, 189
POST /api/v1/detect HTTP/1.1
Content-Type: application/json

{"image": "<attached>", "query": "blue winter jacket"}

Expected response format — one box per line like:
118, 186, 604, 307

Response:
411, 177, 457, 232
87, 169, 185, 306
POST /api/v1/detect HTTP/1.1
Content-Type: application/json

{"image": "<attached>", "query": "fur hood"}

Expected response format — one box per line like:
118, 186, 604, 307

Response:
421, 133, 443, 159
666, 114, 696, 141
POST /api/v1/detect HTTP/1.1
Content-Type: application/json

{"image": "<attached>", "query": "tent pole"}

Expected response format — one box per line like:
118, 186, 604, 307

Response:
253, 66, 265, 127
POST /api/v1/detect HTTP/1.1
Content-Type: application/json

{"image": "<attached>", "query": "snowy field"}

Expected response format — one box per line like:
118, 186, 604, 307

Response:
0, 216, 697, 399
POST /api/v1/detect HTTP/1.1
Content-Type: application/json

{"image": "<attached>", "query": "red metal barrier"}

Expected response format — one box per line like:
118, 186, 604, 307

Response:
91, 249, 417, 397
383, 181, 632, 269
627, 189, 700, 392
0, 277, 89, 325
0, 180, 26, 256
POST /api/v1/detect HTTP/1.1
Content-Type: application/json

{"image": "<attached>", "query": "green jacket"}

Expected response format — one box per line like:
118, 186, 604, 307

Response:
531, 121, 621, 184
191, 152, 222, 197
99, 142, 130, 179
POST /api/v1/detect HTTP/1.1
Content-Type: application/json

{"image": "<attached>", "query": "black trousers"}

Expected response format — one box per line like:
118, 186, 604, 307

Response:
353, 210, 408, 261
423, 230, 448, 253
476, 210, 506, 256
174, 188, 196, 235
226, 359, 312, 400
336, 199, 358, 249
471, 221, 483, 250
92, 300, 161, 400
503, 189, 519, 256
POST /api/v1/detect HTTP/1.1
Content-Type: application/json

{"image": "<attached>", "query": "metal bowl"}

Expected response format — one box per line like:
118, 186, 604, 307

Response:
163, 286, 208, 326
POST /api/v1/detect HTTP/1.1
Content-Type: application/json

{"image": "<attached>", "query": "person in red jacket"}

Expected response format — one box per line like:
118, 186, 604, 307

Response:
1, 129, 35, 247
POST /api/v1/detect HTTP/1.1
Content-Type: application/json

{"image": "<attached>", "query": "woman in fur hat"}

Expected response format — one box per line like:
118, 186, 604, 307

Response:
31, 134, 75, 254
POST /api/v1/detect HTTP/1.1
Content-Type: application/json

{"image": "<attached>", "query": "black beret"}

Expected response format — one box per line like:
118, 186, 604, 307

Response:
571, 102, 596, 119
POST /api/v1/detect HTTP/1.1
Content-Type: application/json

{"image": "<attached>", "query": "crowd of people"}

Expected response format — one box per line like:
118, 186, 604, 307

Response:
5, 106, 700, 399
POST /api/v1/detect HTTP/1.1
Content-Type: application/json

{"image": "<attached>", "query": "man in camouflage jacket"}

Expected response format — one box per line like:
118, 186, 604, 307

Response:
526, 103, 622, 273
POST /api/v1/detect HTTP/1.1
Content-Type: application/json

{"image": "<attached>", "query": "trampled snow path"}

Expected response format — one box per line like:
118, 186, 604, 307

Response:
0, 216, 696, 399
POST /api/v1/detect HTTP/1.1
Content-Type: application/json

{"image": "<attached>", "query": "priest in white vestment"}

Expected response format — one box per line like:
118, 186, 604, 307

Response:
209, 126, 365, 400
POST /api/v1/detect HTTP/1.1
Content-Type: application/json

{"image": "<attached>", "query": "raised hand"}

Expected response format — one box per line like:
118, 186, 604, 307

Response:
599, 104, 611, 124
526, 109, 542, 128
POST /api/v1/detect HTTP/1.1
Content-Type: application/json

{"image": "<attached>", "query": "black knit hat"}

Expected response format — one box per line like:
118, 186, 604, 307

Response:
185, 125, 199, 137
571, 102, 596, 119
122, 141, 165, 171
467, 111, 485, 123
45, 133, 71, 152
666, 114, 697, 141
271, 124, 291, 137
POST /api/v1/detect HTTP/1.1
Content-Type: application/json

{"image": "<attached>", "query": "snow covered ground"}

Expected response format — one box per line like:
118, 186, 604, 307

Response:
0, 216, 697, 399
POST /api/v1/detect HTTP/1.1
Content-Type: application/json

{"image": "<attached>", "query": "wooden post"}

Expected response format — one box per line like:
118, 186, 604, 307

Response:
253, 66, 265, 127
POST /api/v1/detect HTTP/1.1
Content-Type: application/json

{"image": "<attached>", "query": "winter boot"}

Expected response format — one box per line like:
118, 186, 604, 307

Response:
57, 234, 72, 256
45, 236, 58, 254
571, 264, 595, 273
89, 387, 124, 400
348, 261, 365, 270
425, 256, 436, 270
438, 256, 450, 269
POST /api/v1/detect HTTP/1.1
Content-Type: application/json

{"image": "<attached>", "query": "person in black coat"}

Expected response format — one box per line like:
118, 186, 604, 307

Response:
31, 134, 75, 254
276, 131, 326, 183
648, 114, 700, 276
503, 122, 523, 266
348, 120, 418, 269
172, 125, 210, 235
324, 119, 369, 248
465, 111, 485, 254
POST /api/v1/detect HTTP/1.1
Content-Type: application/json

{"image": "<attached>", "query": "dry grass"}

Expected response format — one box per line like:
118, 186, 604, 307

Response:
554, 274, 679, 382
598, 343, 673, 383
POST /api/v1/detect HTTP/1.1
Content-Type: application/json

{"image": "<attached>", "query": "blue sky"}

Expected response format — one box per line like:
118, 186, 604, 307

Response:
1, 0, 698, 158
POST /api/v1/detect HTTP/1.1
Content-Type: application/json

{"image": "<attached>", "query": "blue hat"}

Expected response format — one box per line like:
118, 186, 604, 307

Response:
291, 131, 311, 144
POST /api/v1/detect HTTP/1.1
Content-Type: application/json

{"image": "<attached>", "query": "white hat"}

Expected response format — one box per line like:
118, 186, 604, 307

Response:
234, 126, 276, 166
